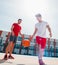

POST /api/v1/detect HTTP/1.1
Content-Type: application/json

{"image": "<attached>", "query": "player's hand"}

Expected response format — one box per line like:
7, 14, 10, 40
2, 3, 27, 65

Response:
12, 31, 14, 36
49, 33, 52, 38
22, 34, 24, 39
29, 35, 33, 42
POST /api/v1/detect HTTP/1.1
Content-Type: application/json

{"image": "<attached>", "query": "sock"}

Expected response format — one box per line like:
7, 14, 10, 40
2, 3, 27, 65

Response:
38, 45, 44, 60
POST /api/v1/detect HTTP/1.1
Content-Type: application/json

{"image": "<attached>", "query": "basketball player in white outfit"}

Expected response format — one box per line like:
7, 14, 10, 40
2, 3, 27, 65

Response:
30, 14, 52, 65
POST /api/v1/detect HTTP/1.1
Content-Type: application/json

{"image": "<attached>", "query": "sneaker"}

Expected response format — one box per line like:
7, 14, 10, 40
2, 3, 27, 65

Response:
39, 59, 45, 65
3, 55, 8, 60
8, 55, 14, 59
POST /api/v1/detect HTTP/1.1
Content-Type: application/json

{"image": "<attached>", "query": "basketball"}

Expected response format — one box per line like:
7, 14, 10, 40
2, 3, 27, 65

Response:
22, 39, 30, 47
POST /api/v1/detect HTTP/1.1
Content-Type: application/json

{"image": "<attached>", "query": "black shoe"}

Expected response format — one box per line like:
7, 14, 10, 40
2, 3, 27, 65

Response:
8, 55, 14, 59
3, 55, 8, 60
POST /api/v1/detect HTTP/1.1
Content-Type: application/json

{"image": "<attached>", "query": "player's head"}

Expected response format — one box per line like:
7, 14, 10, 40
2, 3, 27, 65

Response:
35, 13, 42, 22
18, 19, 22, 24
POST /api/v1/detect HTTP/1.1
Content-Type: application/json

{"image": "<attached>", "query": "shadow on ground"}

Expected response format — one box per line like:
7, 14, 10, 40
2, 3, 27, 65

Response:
17, 63, 47, 65
17, 64, 25, 65
0, 59, 6, 63
0, 59, 13, 64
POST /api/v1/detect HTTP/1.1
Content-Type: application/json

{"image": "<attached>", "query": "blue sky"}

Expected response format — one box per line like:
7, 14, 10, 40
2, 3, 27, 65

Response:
0, 0, 58, 39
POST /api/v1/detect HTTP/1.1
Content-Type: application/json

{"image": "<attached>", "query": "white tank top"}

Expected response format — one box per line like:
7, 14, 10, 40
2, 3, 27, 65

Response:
35, 21, 48, 38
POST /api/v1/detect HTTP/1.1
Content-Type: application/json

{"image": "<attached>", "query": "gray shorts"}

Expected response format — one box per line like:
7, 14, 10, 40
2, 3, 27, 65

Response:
10, 34, 17, 44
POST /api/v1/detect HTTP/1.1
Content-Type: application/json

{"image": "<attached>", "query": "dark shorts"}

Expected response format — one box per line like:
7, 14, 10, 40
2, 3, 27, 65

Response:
10, 34, 17, 44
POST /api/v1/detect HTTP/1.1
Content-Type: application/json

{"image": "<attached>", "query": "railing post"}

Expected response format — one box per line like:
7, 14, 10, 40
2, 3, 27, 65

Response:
0, 30, 3, 36
47, 38, 50, 56
53, 39, 56, 57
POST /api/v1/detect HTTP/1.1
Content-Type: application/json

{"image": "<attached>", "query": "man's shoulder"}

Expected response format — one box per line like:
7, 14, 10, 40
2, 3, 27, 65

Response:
43, 21, 48, 24
35, 23, 39, 26
12, 23, 16, 26
13, 23, 17, 25
43, 21, 47, 23
35, 23, 39, 28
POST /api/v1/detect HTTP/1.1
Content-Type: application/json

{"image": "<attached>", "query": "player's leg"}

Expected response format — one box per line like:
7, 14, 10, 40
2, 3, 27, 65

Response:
3, 34, 13, 60
3, 41, 12, 60
36, 36, 46, 65
38, 48, 45, 65
38, 44, 42, 60
8, 36, 17, 59
8, 43, 15, 59
9, 43, 14, 55
39, 38, 46, 65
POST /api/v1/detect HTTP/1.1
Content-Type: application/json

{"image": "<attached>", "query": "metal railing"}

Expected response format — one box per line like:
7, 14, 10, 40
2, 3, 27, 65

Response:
0, 37, 58, 57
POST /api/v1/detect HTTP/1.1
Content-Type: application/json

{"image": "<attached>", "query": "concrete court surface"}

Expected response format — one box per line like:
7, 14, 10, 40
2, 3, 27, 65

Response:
0, 53, 58, 65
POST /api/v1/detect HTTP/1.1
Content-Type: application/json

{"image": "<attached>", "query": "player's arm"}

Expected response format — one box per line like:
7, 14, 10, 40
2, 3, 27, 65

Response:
11, 24, 14, 35
19, 31, 24, 39
30, 28, 38, 41
11, 25, 14, 32
19, 31, 23, 36
47, 25, 52, 37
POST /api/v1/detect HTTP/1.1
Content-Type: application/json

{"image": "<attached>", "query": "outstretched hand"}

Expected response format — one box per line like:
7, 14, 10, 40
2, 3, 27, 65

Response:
22, 34, 24, 40
49, 33, 52, 38
29, 35, 33, 42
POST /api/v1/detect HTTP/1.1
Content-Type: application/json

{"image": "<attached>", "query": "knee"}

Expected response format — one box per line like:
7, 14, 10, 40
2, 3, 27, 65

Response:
6, 46, 8, 51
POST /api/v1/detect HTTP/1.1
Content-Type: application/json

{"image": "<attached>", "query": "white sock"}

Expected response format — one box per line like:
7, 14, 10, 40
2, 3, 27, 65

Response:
38, 45, 44, 60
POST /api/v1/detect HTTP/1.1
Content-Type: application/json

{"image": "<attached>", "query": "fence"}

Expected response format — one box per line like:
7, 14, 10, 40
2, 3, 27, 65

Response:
0, 37, 58, 57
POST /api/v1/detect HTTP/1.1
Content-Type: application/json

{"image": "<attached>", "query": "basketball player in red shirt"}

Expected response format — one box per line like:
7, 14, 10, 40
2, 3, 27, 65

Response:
3, 19, 23, 60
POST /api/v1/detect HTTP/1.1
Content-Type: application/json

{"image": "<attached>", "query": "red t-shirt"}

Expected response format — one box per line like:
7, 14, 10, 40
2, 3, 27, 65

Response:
12, 23, 21, 36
